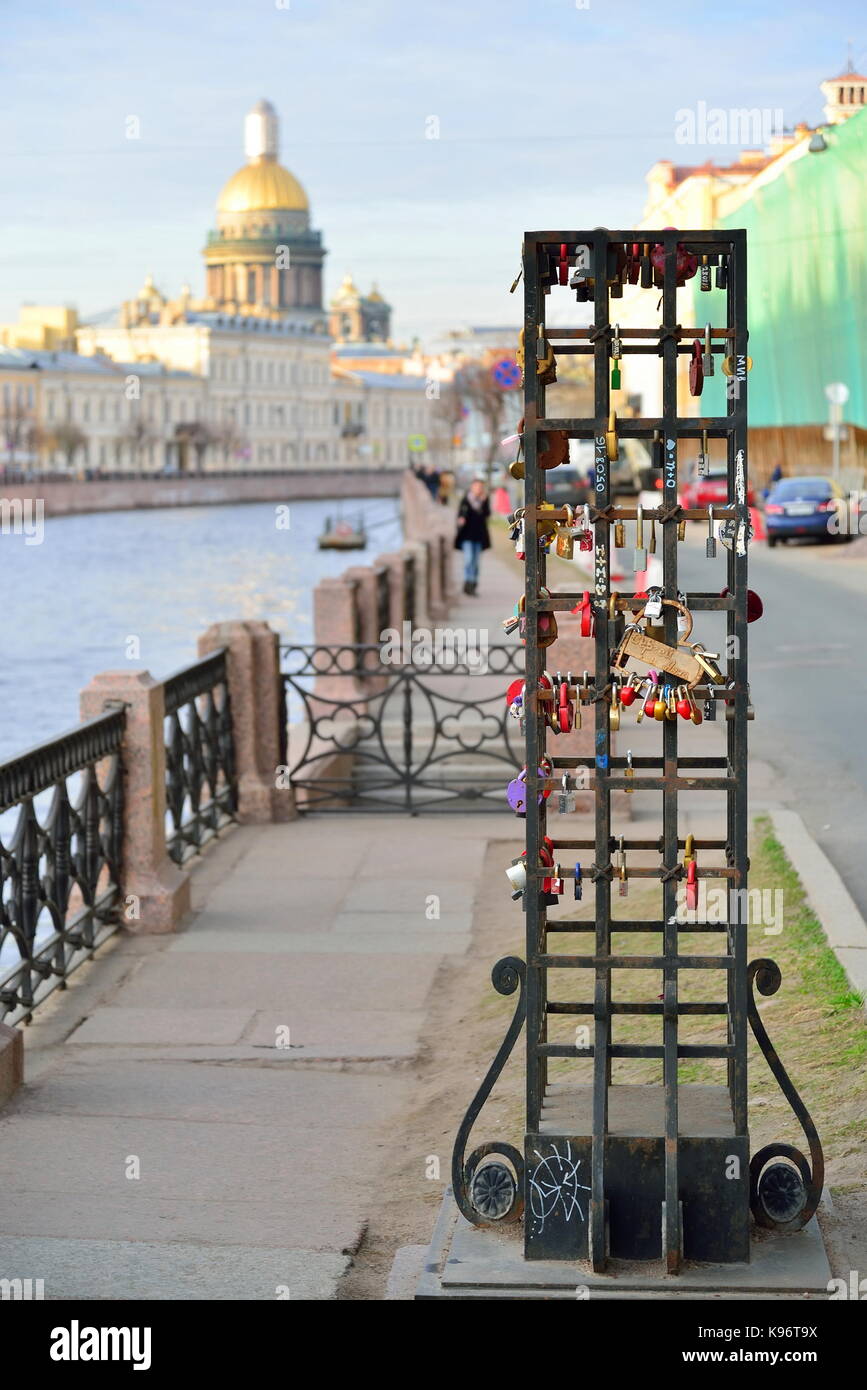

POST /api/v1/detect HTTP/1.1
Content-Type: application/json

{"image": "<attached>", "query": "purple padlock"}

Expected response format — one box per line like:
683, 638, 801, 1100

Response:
506, 766, 548, 817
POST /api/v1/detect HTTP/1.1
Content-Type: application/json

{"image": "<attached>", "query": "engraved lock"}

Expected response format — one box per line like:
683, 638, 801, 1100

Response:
644, 585, 663, 621
716, 256, 728, 289
625, 748, 634, 793
706, 504, 717, 558
633, 504, 647, 572
700, 255, 711, 292
703, 323, 715, 377
551, 863, 565, 896
513, 517, 526, 558
666, 685, 678, 721
676, 591, 690, 634
689, 339, 704, 397
703, 691, 717, 721
606, 407, 618, 462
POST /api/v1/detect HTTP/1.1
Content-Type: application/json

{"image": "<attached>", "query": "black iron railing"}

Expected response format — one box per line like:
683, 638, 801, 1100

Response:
0, 709, 125, 1024
164, 650, 237, 863
280, 643, 523, 813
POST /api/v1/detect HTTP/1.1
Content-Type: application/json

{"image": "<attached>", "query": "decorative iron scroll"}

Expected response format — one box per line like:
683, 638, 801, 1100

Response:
451, 956, 526, 1225
0, 710, 125, 1024
164, 649, 237, 864
747, 958, 825, 1231
280, 643, 524, 813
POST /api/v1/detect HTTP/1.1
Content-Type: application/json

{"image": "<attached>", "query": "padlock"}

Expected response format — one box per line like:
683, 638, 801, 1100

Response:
625, 748, 634, 793
651, 429, 663, 469
576, 590, 595, 638
654, 684, 669, 721
703, 692, 717, 722
677, 517, 687, 542
513, 516, 526, 557
706, 504, 717, 558
649, 516, 657, 555
558, 674, 574, 733
697, 429, 709, 479
690, 643, 724, 684
573, 862, 583, 901
555, 505, 575, 559
700, 255, 711, 292
644, 586, 663, 620
650, 240, 698, 287
619, 673, 640, 708
702, 323, 715, 377
609, 679, 621, 730
558, 242, 570, 286
617, 838, 628, 897
689, 339, 704, 396
633, 505, 647, 571
675, 685, 691, 720
506, 858, 527, 899
506, 768, 529, 815
666, 685, 678, 721
607, 593, 625, 648
550, 864, 565, 896
558, 773, 577, 815
610, 323, 623, 391
640, 242, 652, 288
687, 688, 703, 725
642, 680, 660, 718
578, 503, 593, 551
716, 256, 728, 289
605, 407, 618, 462
614, 519, 625, 549
721, 354, 753, 377
627, 244, 640, 285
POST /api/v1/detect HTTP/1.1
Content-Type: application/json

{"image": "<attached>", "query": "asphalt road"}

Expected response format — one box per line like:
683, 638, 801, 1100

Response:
675, 529, 867, 918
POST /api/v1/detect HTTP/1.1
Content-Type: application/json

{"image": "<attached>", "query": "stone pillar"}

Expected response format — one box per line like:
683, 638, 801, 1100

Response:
343, 564, 388, 688
403, 540, 430, 628
374, 552, 406, 633
0, 1024, 23, 1110
198, 620, 295, 823
80, 670, 191, 933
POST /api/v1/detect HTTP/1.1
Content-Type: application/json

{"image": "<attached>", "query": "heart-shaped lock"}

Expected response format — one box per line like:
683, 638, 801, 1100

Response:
689, 339, 704, 396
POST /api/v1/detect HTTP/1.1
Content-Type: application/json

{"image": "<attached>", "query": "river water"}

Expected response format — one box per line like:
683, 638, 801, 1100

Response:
0, 496, 402, 762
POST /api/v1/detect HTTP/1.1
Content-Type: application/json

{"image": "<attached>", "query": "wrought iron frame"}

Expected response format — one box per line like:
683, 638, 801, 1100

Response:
0, 709, 125, 1024
280, 643, 525, 813
453, 228, 823, 1270
164, 648, 237, 864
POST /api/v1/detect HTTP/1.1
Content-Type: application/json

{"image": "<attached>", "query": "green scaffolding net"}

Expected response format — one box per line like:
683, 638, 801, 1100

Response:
694, 106, 867, 429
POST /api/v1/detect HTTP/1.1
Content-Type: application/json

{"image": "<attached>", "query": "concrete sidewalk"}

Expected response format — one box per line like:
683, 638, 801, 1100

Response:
0, 816, 493, 1300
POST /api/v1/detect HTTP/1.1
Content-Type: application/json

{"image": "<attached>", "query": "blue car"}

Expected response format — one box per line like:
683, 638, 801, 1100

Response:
764, 476, 852, 548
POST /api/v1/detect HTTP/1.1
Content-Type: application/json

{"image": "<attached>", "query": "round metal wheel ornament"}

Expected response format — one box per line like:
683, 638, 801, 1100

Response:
757, 1161, 807, 1225
471, 1161, 516, 1220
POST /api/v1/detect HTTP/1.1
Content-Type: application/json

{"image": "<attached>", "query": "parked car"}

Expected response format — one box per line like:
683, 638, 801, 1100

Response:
679, 462, 756, 511
764, 475, 851, 547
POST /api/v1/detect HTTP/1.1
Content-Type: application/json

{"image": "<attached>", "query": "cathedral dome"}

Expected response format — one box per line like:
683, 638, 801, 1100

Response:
217, 158, 309, 214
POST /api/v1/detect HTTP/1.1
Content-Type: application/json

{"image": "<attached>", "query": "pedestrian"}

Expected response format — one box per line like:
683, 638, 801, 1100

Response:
423, 464, 441, 500
454, 476, 490, 595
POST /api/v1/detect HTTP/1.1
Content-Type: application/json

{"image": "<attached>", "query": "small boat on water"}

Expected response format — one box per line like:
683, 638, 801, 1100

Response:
317, 515, 368, 550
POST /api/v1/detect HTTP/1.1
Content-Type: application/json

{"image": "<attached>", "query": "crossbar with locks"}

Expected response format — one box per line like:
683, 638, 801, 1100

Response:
611, 596, 724, 689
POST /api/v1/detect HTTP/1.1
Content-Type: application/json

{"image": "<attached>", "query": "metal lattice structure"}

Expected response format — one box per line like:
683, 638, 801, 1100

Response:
452, 229, 823, 1273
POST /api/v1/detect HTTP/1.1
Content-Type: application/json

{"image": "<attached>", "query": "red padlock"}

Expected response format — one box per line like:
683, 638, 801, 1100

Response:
558, 243, 570, 286
689, 340, 704, 397
558, 678, 574, 732
574, 591, 595, 638
686, 859, 698, 911
651, 237, 699, 286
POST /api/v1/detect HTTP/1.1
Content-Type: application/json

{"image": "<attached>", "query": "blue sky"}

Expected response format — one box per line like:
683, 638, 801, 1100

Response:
2, 0, 862, 343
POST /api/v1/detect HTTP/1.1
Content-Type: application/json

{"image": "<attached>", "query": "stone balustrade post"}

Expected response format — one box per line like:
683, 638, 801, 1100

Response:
0, 1024, 23, 1109
80, 670, 191, 933
198, 620, 295, 823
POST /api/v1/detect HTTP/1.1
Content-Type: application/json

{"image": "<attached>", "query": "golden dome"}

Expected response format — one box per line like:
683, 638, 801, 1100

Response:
217, 156, 308, 214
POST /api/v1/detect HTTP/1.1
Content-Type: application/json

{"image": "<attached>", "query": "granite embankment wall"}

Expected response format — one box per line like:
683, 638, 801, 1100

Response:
0, 468, 401, 517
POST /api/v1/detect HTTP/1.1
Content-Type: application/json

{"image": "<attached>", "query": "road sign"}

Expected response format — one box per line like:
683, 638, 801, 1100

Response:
491, 358, 521, 390
407, 434, 427, 452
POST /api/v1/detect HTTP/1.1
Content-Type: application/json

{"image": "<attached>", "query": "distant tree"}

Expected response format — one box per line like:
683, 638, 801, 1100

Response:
121, 416, 156, 472
213, 421, 245, 469
175, 420, 215, 473
456, 362, 508, 486
432, 379, 465, 470
48, 422, 88, 472
1, 399, 37, 471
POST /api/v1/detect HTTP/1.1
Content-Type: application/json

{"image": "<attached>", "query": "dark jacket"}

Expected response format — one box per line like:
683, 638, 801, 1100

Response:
454, 494, 491, 550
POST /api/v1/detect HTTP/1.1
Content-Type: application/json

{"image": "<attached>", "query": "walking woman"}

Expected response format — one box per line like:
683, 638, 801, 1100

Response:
454, 476, 491, 595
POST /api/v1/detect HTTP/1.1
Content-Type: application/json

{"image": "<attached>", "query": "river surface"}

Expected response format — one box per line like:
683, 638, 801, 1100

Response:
0, 497, 402, 762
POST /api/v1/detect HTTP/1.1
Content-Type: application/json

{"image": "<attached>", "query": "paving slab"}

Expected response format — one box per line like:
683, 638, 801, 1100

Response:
244, 1007, 426, 1059
166, 928, 469, 955
68, 1008, 255, 1047
0, 1235, 349, 1301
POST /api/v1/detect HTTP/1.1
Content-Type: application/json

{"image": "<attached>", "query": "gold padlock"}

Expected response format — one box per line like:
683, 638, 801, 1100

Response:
605, 407, 618, 462
555, 506, 575, 559
721, 354, 753, 377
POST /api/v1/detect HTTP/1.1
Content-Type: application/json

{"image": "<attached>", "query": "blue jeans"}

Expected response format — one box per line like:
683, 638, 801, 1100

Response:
461, 540, 482, 584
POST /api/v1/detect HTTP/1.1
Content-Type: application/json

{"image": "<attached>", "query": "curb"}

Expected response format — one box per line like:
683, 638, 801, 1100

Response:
767, 806, 867, 1006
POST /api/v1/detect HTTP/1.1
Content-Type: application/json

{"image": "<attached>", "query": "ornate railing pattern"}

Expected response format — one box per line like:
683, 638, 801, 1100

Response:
164, 650, 237, 864
0, 710, 125, 1024
280, 643, 524, 813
